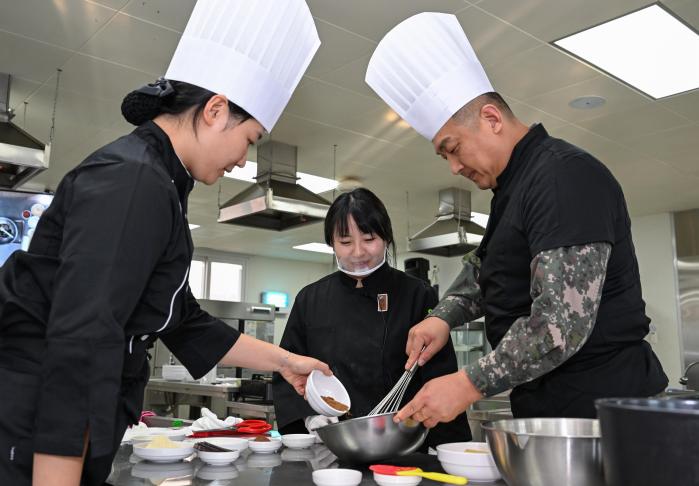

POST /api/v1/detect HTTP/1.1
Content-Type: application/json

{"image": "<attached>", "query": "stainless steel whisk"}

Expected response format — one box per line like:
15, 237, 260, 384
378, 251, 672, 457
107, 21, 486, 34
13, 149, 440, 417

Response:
367, 345, 426, 416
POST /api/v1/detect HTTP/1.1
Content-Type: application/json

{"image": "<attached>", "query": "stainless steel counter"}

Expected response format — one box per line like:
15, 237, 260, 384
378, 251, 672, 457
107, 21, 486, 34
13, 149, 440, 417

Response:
105, 443, 506, 485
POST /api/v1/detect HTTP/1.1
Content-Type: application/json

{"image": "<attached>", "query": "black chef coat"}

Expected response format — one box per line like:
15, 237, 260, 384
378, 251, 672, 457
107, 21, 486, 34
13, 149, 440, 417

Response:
476, 123, 667, 418
0, 121, 240, 484
272, 263, 471, 448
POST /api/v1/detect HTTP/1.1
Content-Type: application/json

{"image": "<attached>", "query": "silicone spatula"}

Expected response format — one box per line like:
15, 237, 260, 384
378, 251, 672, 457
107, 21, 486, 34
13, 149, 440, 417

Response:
369, 464, 468, 484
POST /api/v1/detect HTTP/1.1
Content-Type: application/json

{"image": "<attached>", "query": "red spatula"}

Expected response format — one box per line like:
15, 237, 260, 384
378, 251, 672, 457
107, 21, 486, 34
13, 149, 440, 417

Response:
370, 464, 468, 484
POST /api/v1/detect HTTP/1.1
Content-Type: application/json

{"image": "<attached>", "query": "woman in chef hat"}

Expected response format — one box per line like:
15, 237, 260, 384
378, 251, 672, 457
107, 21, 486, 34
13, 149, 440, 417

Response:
0, 2, 329, 485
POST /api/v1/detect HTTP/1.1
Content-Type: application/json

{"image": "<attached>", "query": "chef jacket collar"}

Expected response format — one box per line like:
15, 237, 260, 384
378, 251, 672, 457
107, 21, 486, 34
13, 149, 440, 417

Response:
136, 120, 195, 206
494, 123, 548, 194
338, 261, 391, 295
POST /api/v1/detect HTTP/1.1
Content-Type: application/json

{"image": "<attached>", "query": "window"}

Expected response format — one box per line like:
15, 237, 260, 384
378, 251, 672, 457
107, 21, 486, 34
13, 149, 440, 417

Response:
187, 253, 245, 302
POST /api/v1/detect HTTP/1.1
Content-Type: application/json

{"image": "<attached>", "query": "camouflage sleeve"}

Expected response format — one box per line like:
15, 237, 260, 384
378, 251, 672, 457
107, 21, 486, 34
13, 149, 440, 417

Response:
429, 249, 484, 329
465, 242, 612, 397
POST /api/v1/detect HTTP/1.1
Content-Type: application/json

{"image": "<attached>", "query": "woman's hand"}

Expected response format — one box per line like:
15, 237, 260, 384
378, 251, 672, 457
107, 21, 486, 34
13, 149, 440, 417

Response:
278, 353, 332, 396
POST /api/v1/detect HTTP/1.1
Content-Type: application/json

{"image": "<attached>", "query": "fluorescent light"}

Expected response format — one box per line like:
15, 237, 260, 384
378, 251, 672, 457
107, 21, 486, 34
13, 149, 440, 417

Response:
553, 4, 699, 99
189, 224, 200, 230
293, 242, 335, 254
471, 212, 489, 228
224, 161, 338, 194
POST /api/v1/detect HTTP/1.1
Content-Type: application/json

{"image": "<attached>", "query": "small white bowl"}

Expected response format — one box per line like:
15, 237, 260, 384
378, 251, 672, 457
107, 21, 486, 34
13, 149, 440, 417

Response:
281, 433, 316, 449
436, 441, 497, 467
131, 428, 187, 444
187, 436, 249, 452
196, 447, 240, 466
305, 370, 351, 417
247, 452, 283, 468
440, 461, 501, 483
249, 437, 283, 454
373, 471, 422, 485
132, 442, 194, 463
312, 468, 362, 486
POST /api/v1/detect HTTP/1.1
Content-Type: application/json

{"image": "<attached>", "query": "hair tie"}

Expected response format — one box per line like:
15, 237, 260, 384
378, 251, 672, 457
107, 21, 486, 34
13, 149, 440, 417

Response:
135, 77, 175, 98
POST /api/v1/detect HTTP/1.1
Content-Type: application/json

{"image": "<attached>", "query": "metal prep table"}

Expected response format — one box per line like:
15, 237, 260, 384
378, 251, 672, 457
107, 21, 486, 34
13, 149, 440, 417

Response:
106, 443, 510, 486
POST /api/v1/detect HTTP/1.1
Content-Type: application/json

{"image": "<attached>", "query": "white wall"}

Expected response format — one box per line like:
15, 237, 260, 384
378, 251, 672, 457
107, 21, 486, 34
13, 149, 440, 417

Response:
631, 212, 683, 387
397, 213, 684, 388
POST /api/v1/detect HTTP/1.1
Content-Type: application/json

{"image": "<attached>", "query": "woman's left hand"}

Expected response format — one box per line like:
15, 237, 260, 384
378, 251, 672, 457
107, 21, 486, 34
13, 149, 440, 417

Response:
278, 353, 332, 396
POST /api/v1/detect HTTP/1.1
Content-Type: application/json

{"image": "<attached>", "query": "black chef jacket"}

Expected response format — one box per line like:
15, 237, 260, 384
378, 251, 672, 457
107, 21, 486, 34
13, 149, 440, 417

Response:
0, 121, 240, 483
272, 263, 471, 448
476, 123, 667, 418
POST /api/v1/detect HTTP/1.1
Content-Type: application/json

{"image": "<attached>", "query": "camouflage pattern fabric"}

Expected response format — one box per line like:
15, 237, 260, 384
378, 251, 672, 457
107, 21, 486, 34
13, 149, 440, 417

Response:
432, 243, 611, 397
429, 249, 484, 326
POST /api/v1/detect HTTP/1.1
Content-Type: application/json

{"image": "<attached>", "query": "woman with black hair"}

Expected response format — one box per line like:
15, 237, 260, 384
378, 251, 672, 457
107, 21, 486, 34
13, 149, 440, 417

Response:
272, 188, 471, 449
0, 1, 327, 485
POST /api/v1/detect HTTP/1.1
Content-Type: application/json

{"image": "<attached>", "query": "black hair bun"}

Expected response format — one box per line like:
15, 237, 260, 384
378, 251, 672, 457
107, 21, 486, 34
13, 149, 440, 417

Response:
121, 90, 163, 126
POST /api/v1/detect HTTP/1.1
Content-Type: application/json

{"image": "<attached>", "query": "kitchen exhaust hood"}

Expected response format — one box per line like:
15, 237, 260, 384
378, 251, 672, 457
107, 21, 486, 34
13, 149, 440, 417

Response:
218, 140, 331, 231
408, 188, 485, 257
0, 73, 50, 190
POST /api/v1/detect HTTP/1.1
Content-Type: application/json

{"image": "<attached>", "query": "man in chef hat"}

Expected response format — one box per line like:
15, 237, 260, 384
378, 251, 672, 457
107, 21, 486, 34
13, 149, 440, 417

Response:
366, 13, 667, 427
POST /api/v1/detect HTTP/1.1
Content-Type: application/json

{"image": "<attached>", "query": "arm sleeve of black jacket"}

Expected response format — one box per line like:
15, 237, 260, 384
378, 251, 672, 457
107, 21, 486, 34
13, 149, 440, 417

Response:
160, 288, 241, 379
34, 162, 176, 458
524, 154, 618, 255
272, 289, 315, 429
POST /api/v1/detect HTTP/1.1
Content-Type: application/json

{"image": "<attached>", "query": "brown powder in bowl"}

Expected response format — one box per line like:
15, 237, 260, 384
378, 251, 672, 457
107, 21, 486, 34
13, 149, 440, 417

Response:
254, 435, 271, 442
321, 395, 349, 412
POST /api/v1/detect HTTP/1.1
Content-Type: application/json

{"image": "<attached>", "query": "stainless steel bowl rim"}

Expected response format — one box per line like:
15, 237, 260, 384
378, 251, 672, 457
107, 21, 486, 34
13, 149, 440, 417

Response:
481, 418, 600, 438
596, 397, 699, 415
318, 412, 408, 430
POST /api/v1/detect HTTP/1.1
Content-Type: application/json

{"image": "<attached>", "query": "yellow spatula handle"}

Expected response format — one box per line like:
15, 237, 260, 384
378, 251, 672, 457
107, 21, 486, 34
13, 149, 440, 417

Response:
397, 470, 468, 484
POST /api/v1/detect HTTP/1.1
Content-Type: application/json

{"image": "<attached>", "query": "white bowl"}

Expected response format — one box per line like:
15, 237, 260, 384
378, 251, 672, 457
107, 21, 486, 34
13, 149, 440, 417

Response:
312, 468, 362, 486
436, 441, 498, 468
196, 447, 240, 466
196, 464, 239, 480
373, 471, 422, 486
187, 436, 249, 452
130, 460, 194, 480
440, 461, 501, 483
281, 433, 316, 449
132, 442, 194, 463
130, 428, 187, 444
249, 437, 283, 454
306, 370, 351, 417
247, 452, 283, 468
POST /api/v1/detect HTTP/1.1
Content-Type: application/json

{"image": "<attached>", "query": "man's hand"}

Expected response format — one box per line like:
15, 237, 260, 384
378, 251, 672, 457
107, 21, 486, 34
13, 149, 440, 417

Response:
405, 316, 451, 370
278, 353, 332, 396
394, 370, 483, 428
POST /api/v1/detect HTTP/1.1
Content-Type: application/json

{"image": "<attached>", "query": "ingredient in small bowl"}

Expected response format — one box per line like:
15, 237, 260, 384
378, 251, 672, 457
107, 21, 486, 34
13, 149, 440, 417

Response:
321, 395, 349, 412
144, 435, 181, 449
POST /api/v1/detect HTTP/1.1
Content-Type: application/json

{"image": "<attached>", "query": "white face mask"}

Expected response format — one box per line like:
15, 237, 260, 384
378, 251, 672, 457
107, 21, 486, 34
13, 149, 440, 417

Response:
336, 247, 387, 277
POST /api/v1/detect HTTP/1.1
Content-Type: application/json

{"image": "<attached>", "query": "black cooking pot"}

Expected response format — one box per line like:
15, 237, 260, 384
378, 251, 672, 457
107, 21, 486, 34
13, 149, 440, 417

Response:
595, 397, 699, 485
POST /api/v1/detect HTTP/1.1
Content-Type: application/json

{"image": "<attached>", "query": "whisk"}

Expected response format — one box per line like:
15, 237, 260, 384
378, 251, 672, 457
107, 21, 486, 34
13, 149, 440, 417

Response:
367, 346, 426, 416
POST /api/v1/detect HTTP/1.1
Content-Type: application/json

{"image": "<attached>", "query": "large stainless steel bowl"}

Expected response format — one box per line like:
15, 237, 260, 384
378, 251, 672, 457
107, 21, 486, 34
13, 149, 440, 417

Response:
482, 418, 603, 486
315, 412, 427, 463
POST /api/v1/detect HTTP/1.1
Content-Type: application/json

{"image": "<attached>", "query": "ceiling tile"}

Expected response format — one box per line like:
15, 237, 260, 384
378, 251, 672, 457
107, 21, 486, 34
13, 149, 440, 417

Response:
88, 0, 130, 10
80, 12, 181, 75
0, 0, 116, 50
306, 20, 377, 77
664, 0, 699, 30
284, 78, 386, 130
660, 89, 699, 123
624, 124, 699, 163
0, 31, 73, 83
456, 6, 542, 68
525, 75, 650, 123
307, 0, 469, 42
477, 0, 650, 42
506, 101, 569, 130
577, 103, 691, 143
7, 77, 42, 113
58, 54, 154, 101
313, 54, 378, 100
122, 0, 196, 32
339, 106, 422, 146
486, 45, 599, 100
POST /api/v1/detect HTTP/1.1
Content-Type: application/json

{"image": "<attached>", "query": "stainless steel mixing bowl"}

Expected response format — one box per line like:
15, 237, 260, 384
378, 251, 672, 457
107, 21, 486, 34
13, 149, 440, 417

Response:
482, 418, 603, 486
315, 412, 427, 463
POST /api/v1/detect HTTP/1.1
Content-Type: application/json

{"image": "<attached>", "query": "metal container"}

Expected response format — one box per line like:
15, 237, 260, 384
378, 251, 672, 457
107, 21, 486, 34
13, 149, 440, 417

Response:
315, 412, 427, 463
596, 397, 699, 486
482, 418, 603, 486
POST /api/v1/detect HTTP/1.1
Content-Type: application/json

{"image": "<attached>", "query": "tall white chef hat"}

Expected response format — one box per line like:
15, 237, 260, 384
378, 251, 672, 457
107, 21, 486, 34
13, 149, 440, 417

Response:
365, 13, 493, 141
165, 0, 320, 132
